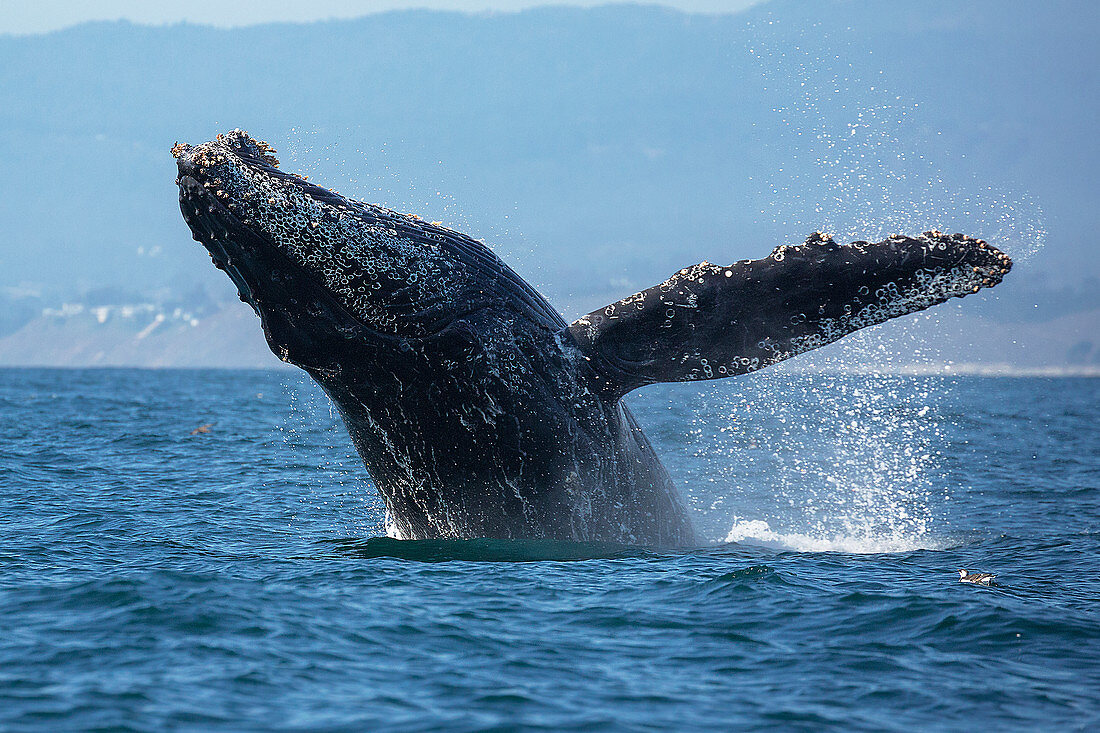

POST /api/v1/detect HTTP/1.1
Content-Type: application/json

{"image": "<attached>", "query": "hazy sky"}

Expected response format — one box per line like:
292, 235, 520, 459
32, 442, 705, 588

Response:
0, 0, 766, 34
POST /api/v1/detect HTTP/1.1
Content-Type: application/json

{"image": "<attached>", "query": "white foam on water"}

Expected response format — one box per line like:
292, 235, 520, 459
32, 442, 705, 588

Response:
723, 517, 948, 554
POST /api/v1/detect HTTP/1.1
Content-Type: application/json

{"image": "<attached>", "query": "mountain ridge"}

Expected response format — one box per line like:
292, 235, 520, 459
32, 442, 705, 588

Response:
0, 1, 1094, 366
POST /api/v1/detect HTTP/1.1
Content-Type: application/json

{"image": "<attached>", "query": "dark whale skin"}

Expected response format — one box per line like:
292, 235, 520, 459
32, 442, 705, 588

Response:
173, 130, 1010, 546
174, 132, 693, 544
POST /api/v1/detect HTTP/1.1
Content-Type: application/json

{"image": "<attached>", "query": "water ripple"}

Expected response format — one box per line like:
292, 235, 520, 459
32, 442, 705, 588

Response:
1, 370, 1098, 730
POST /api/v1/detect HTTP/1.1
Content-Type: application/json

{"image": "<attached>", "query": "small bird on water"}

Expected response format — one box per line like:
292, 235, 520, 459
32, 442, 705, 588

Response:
958, 569, 996, 585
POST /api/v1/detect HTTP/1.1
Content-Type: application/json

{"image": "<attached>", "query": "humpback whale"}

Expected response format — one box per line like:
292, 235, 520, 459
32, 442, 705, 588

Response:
173, 130, 1011, 545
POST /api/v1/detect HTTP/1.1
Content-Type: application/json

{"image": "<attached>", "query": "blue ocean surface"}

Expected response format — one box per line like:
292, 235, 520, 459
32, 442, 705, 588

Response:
1, 368, 1097, 731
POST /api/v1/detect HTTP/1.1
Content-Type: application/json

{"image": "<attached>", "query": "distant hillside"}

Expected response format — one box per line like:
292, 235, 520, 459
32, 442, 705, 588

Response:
0, 1, 1096, 367
0, 300, 281, 368
1, 295, 1095, 374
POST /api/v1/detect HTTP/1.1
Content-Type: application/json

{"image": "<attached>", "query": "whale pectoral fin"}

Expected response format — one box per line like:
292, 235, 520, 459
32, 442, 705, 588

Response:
567, 231, 1012, 396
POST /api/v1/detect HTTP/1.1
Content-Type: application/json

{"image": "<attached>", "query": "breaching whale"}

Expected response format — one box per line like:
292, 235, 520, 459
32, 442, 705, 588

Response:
174, 130, 1012, 545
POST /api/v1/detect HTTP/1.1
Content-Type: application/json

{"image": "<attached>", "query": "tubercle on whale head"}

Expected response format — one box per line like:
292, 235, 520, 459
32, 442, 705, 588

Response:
173, 132, 359, 368
172, 129, 279, 168
173, 129, 486, 367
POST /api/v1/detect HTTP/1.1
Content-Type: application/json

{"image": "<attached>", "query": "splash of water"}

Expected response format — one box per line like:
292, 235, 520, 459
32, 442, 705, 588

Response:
679, 370, 951, 552
264, 22, 1044, 550
691, 17, 1045, 552
745, 16, 1046, 261
278, 375, 385, 538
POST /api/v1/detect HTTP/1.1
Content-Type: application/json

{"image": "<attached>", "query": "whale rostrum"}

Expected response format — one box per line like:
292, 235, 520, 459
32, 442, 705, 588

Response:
174, 130, 1011, 545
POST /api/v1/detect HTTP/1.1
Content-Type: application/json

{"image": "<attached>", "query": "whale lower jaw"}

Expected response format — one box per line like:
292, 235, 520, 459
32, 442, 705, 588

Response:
177, 174, 262, 306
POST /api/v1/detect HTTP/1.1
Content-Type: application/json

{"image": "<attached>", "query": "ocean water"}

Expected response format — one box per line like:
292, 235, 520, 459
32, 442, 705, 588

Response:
1, 368, 1097, 731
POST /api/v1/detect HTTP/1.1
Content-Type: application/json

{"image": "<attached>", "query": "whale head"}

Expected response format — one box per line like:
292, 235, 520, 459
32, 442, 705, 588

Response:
174, 130, 512, 369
